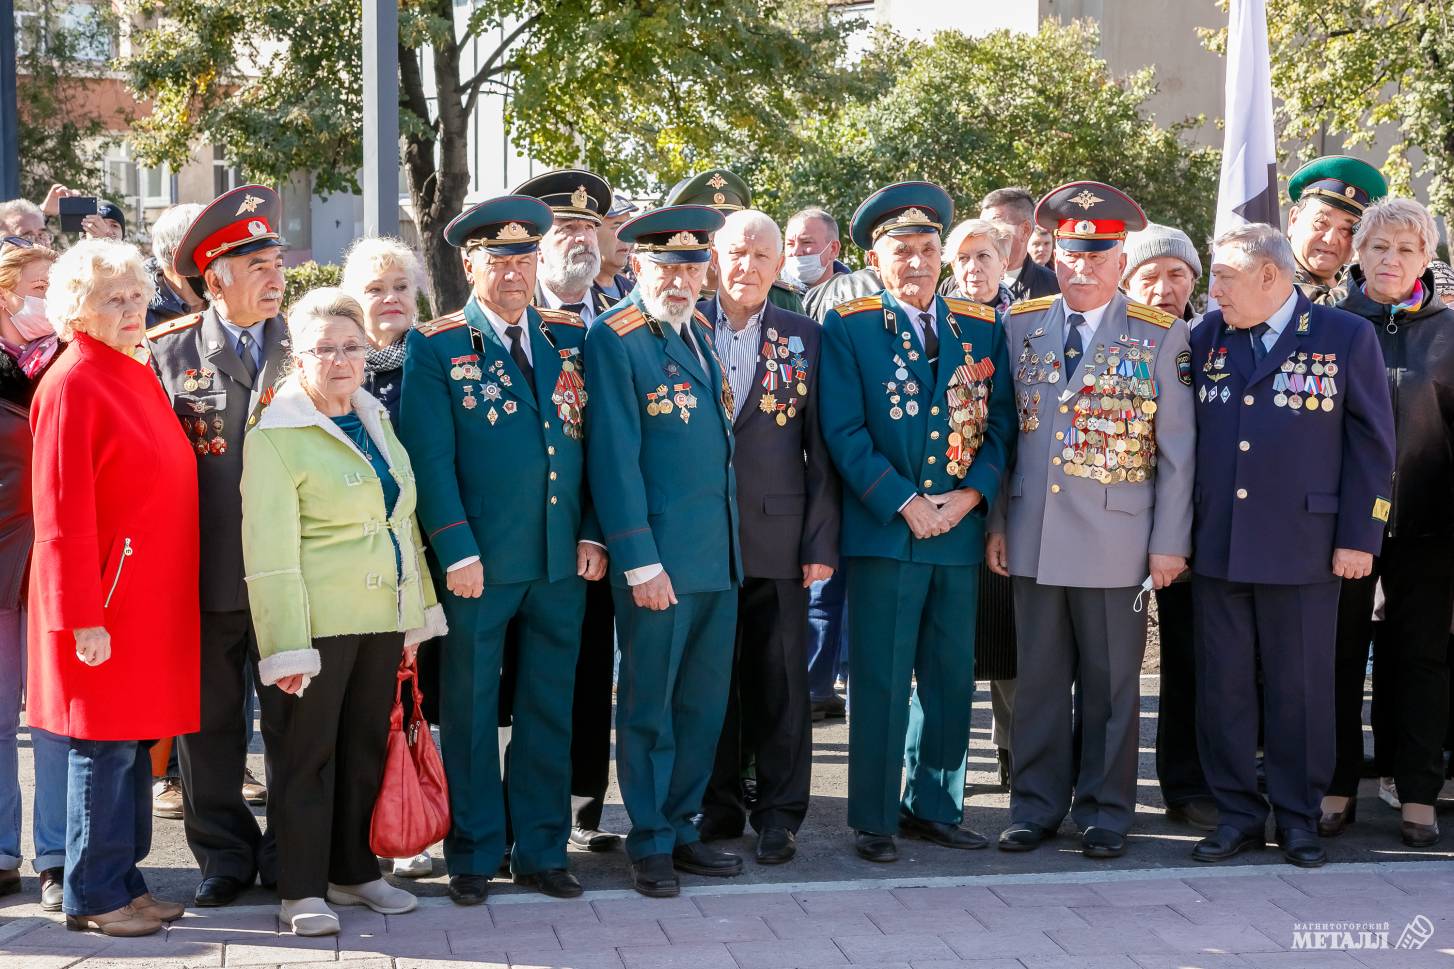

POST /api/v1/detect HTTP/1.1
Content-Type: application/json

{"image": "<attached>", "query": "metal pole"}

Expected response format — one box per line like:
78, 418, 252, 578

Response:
362, 0, 399, 235
0, 0, 21, 200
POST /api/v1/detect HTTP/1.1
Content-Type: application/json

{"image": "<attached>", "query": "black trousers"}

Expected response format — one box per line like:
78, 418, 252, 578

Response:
179, 609, 286, 883
702, 577, 813, 834
272, 632, 403, 900
1330, 538, 1454, 804
1154, 582, 1211, 805
570, 577, 616, 830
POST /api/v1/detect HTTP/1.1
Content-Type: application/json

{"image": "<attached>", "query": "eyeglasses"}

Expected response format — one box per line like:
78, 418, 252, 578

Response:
1, 235, 35, 250
299, 343, 368, 361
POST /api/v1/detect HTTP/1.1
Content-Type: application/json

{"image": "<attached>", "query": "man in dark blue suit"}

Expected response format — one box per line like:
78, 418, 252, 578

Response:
1189, 223, 1394, 868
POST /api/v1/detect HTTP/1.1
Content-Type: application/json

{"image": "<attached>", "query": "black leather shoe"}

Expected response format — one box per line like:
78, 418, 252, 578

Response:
447, 874, 490, 906
1081, 826, 1126, 859
1192, 825, 1266, 863
755, 827, 796, 865
632, 854, 679, 898
1277, 828, 1326, 868
693, 815, 744, 842
1167, 797, 1219, 833
811, 694, 846, 721
569, 826, 622, 851
39, 867, 63, 913
194, 875, 249, 907
1400, 820, 1440, 848
997, 822, 1053, 852
515, 868, 583, 898
672, 840, 743, 877
1317, 797, 1357, 838
899, 810, 988, 850
853, 830, 897, 863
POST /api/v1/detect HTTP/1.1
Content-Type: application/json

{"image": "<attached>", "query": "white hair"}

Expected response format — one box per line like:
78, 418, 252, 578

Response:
1212, 223, 1296, 275
1352, 197, 1440, 264
943, 218, 1013, 265
0, 199, 44, 234
45, 239, 157, 341
341, 235, 424, 295
150, 203, 205, 268
286, 286, 367, 347
715, 209, 783, 255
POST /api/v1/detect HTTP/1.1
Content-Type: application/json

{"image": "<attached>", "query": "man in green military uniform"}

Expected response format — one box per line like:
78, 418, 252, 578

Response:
399, 195, 605, 905
1285, 155, 1387, 305
819, 181, 1016, 862
585, 204, 744, 898
664, 168, 805, 315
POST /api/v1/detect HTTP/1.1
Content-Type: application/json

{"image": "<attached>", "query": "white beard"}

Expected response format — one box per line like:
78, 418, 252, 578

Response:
541, 246, 600, 293
642, 288, 694, 327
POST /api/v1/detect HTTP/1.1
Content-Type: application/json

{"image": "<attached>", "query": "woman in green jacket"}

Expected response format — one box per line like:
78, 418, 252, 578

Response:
242, 287, 446, 936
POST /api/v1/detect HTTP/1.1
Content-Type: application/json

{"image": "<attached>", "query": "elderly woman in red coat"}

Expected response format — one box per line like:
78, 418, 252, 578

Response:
28, 239, 199, 937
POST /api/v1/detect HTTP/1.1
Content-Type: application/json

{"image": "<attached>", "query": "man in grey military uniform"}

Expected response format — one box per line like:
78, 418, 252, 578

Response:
146, 185, 294, 907
987, 181, 1194, 860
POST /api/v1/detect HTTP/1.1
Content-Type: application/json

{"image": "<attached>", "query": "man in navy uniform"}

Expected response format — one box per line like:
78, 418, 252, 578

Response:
586, 204, 744, 897
593, 192, 638, 313
696, 209, 839, 865
1190, 223, 1394, 868
399, 195, 605, 903
820, 181, 1015, 863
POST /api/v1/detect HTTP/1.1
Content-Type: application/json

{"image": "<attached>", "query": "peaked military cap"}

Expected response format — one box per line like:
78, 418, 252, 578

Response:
663, 169, 751, 214
618, 204, 725, 264
607, 193, 640, 219
174, 184, 283, 277
849, 181, 953, 251
444, 194, 553, 253
1035, 180, 1147, 253
1288, 155, 1387, 217
511, 169, 611, 225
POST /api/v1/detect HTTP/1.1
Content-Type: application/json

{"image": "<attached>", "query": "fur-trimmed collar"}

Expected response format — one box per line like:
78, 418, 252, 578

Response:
256, 372, 396, 467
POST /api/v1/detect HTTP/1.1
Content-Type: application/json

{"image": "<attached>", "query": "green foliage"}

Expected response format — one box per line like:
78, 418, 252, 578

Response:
282, 261, 341, 309
1202, 0, 1454, 216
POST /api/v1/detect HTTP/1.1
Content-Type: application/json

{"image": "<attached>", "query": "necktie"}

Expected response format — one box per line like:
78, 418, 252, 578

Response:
679, 323, 705, 370
1250, 322, 1271, 363
919, 312, 938, 376
1064, 313, 1085, 379
236, 329, 259, 382
561, 302, 586, 317
505, 324, 533, 383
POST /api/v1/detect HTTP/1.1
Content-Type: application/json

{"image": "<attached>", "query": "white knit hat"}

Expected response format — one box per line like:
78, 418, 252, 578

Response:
1121, 223, 1202, 282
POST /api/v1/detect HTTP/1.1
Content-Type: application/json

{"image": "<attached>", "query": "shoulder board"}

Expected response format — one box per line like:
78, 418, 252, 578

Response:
833, 295, 881, 317
145, 313, 202, 340
943, 297, 996, 323
772, 278, 802, 295
417, 311, 467, 337
693, 309, 713, 331
537, 308, 584, 328
607, 306, 648, 336
1126, 300, 1175, 329
1008, 295, 1057, 316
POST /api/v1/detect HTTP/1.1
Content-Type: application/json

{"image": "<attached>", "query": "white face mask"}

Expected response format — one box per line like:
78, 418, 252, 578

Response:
784, 253, 828, 287
9, 295, 54, 342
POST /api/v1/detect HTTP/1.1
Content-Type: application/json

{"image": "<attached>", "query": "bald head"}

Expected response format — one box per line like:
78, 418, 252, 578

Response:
714, 209, 785, 318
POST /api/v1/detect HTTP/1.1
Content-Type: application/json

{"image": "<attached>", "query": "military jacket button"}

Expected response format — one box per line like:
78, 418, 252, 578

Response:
1236, 488, 1248, 499
1239, 441, 1250, 452
1050, 484, 1061, 494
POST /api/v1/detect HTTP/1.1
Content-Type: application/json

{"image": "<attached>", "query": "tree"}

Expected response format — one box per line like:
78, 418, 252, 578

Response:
741, 21, 1222, 262
120, 0, 857, 311
1203, 0, 1454, 216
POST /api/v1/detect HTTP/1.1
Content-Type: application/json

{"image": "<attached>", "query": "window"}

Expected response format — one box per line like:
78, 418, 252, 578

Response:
213, 147, 243, 197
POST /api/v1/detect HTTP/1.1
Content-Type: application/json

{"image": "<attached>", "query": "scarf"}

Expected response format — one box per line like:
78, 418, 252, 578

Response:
364, 339, 407, 374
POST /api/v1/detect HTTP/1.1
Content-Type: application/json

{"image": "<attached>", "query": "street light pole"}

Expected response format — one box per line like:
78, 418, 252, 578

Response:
0, 0, 21, 200
362, 0, 399, 236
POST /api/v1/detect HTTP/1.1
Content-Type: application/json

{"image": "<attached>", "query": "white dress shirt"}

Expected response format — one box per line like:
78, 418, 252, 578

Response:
1064, 298, 1111, 348
1256, 289, 1299, 351
713, 302, 764, 422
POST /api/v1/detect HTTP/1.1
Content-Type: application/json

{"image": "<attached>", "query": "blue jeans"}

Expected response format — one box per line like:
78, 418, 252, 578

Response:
64, 739, 151, 916
0, 607, 68, 873
807, 573, 849, 702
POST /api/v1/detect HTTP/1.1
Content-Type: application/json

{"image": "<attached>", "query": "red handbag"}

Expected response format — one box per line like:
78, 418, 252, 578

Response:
369, 657, 451, 858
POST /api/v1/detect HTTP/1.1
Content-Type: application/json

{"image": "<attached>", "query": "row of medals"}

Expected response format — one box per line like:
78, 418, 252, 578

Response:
182, 368, 226, 455
647, 383, 696, 422
945, 375, 990, 478
1063, 367, 1158, 483
551, 355, 587, 441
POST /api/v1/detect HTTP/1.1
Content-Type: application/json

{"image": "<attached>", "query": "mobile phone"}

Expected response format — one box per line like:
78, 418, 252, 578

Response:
58, 196, 100, 233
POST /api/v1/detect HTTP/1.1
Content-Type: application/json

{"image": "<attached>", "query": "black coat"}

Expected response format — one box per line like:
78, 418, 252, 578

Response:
0, 351, 34, 608
1006, 253, 1060, 302
1337, 268, 1454, 540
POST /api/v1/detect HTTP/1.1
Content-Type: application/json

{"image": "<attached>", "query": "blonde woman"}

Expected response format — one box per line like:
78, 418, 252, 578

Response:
340, 237, 425, 421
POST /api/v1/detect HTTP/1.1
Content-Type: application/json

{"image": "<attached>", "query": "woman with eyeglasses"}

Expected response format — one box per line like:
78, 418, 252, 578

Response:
240, 287, 446, 936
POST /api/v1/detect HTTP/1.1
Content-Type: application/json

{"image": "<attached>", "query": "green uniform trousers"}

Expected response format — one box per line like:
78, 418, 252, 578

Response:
438, 574, 584, 876
612, 585, 738, 861
846, 557, 979, 834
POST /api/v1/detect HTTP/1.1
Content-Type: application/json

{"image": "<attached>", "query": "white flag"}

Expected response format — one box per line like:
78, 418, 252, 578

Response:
1214, 0, 1279, 237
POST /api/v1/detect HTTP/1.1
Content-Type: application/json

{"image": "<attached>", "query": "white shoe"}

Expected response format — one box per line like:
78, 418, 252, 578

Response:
1379, 777, 1402, 810
280, 897, 339, 936
391, 851, 433, 878
327, 878, 417, 915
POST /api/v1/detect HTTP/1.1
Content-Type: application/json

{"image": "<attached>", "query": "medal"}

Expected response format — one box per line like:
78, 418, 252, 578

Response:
889, 406, 903, 420
775, 412, 787, 426
1321, 397, 1334, 412
797, 382, 808, 396
487, 406, 499, 425
450, 366, 464, 380
462, 396, 477, 410
183, 377, 198, 392
905, 400, 919, 416
209, 437, 227, 455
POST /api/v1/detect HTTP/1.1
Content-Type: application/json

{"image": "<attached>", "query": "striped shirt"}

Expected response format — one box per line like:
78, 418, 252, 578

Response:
712, 304, 764, 421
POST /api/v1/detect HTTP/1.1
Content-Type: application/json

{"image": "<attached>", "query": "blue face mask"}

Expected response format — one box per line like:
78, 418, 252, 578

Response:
784, 253, 828, 287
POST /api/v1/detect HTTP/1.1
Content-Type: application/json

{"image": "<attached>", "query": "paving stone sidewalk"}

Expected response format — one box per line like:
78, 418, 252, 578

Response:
3, 861, 1451, 969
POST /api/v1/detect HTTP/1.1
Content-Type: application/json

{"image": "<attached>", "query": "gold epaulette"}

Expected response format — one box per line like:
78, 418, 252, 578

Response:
1126, 300, 1175, 329
943, 297, 996, 323
693, 309, 713, 331
607, 306, 648, 336
1008, 295, 1058, 316
417, 311, 466, 337
538, 308, 584, 328
145, 313, 202, 340
833, 294, 881, 317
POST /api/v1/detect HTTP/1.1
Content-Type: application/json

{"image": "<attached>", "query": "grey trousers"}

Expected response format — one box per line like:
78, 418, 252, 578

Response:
1008, 578, 1147, 835
990, 679, 1015, 751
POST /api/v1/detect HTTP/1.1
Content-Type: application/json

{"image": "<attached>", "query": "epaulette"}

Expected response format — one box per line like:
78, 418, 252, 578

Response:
1008, 295, 1057, 316
1126, 300, 1175, 329
943, 297, 996, 323
693, 309, 713, 332
772, 278, 804, 296
417, 311, 467, 337
537, 308, 584, 328
833, 295, 881, 317
145, 313, 202, 340
607, 306, 648, 336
